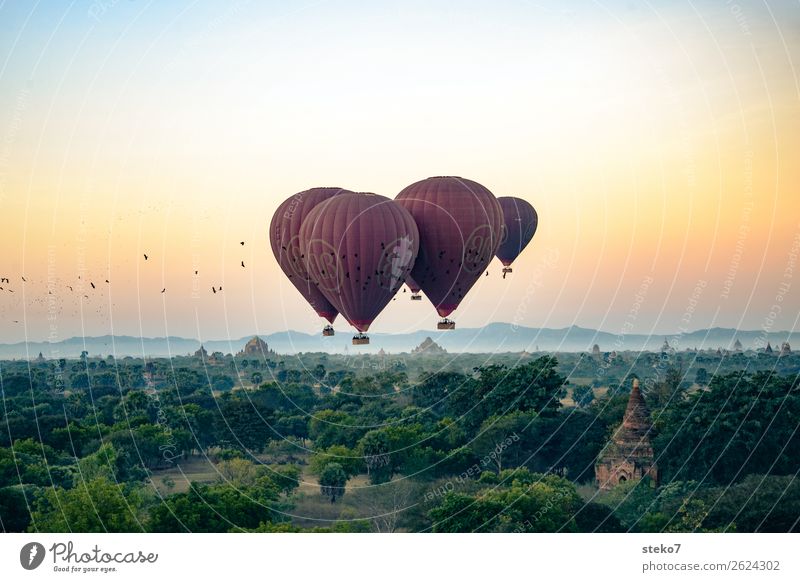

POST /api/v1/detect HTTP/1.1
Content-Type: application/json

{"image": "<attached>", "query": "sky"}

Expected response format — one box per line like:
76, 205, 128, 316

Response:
0, 0, 799, 344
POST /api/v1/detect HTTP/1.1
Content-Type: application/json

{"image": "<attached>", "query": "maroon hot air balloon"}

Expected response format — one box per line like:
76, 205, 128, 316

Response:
270, 187, 353, 335
395, 176, 503, 329
300, 193, 419, 344
496, 196, 538, 278
406, 275, 422, 301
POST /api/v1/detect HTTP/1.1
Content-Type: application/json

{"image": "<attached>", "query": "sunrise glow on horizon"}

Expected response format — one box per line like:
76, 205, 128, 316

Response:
1, 0, 799, 343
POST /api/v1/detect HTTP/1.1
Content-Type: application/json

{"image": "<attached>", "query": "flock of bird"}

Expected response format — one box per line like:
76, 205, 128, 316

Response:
0, 242, 250, 325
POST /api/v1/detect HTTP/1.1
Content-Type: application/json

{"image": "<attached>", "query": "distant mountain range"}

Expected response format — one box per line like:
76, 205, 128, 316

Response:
0, 324, 796, 359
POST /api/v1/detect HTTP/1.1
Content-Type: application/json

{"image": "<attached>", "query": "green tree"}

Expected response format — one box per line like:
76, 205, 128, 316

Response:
148, 482, 280, 532
412, 372, 467, 413
461, 357, 566, 428
572, 385, 595, 408
359, 430, 393, 484
429, 469, 581, 532
212, 374, 235, 391
0, 486, 32, 531
30, 477, 147, 532
309, 445, 363, 478
654, 371, 800, 484
319, 463, 348, 503
308, 410, 360, 449
470, 412, 531, 473
215, 399, 272, 453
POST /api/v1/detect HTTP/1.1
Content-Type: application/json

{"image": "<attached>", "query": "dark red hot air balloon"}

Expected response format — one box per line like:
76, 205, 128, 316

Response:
496, 196, 538, 278
270, 187, 353, 335
395, 176, 503, 329
406, 275, 422, 301
300, 193, 419, 344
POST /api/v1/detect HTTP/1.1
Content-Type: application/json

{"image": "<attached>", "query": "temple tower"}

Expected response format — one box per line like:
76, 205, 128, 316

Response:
595, 379, 659, 490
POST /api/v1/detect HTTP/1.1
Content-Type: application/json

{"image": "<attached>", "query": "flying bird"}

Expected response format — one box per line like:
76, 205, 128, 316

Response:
212, 287, 216, 294
21, 276, 26, 282
90, 282, 96, 289
240, 241, 245, 246
161, 288, 166, 293
241, 261, 245, 268
0, 277, 8, 283
144, 254, 149, 260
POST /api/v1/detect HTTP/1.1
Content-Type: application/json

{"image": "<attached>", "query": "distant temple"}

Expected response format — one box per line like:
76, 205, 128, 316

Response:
237, 336, 274, 357
592, 344, 600, 356
765, 342, 774, 354
780, 342, 792, 356
595, 379, 659, 490
194, 345, 208, 359
661, 338, 671, 352
411, 337, 447, 355
732, 338, 743, 353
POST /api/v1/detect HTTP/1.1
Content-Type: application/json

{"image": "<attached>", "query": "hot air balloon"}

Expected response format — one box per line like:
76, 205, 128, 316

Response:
395, 176, 503, 329
496, 196, 538, 279
300, 193, 419, 345
270, 187, 353, 336
406, 275, 422, 301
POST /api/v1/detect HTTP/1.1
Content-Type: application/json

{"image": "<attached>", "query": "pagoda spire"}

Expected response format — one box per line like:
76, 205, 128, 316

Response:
595, 378, 659, 490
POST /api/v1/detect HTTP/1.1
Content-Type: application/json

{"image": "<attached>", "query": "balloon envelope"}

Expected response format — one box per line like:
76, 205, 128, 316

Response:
395, 177, 503, 318
300, 193, 419, 332
406, 275, 421, 294
496, 196, 538, 267
269, 187, 353, 323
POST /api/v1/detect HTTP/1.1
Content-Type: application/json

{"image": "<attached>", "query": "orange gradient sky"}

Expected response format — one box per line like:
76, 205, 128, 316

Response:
0, 0, 798, 343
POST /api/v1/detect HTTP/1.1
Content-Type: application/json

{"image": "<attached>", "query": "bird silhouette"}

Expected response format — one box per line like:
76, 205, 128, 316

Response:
144, 254, 149, 260
90, 282, 96, 289
21, 276, 26, 282
212, 287, 216, 294
240, 241, 245, 246
161, 288, 166, 293
241, 261, 245, 268
0, 278, 8, 283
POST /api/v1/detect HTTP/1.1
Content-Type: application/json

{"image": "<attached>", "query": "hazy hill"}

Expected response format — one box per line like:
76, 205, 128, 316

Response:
0, 324, 796, 358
